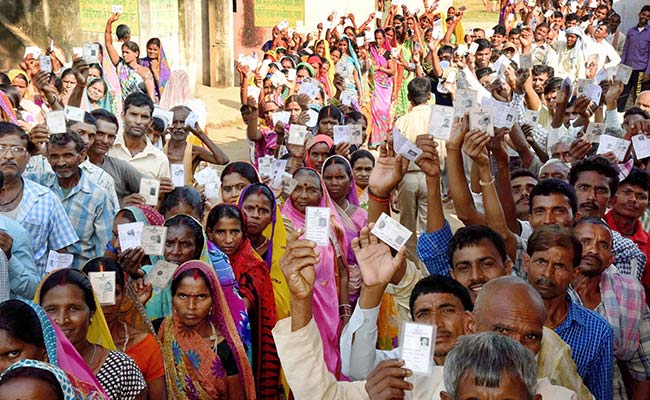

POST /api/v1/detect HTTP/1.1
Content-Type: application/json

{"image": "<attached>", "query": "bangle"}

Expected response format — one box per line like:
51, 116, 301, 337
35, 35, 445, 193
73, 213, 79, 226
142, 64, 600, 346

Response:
105, 31, 112, 34
339, 304, 353, 316
368, 187, 390, 203
479, 177, 495, 186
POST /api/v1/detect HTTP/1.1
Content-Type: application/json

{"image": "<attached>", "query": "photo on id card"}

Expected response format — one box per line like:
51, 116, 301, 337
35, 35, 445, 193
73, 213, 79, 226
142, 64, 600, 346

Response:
400, 321, 435, 376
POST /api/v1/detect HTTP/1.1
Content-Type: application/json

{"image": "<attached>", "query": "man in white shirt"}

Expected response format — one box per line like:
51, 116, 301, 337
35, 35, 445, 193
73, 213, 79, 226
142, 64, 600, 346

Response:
584, 23, 621, 71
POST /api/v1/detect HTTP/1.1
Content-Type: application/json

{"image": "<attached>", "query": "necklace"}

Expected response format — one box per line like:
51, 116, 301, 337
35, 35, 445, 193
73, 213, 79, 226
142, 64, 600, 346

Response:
254, 237, 269, 252
0, 181, 23, 206
87, 344, 98, 371
209, 322, 219, 351
120, 321, 130, 352
343, 199, 351, 213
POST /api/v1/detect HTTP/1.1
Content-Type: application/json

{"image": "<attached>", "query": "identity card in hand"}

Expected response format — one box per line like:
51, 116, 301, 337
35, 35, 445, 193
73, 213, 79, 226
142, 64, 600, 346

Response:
88, 271, 116, 305
583, 83, 602, 105
288, 124, 308, 145
615, 64, 633, 85
524, 110, 539, 126
455, 89, 478, 116
333, 125, 351, 144
45, 250, 73, 274
171, 164, 185, 187
272, 111, 291, 126
139, 178, 160, 206
393, 127, 422, 161
400, 321, 436, 376
632, 135, 650, 160
428, 105, 454, 140
39, 55, 52, 73
583, 122, 605, 143
118, 222, 144, 251
141, 226, 167, 256
492, 103, 517, 129
46, 110, 67, 134
469, 107, 494, 136
258, 156, 274, 177
519, 53, 533, 70
349, 125, 363, 146
371, 213, 413, 252
597, 135, 630, 162
64, 106, 85, 122
305, 207, 330, 246
146, 260, 178, 289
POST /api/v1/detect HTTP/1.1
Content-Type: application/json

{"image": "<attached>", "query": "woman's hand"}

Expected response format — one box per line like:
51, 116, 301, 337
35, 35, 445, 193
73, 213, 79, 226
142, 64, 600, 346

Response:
368, 136, 409, 198
117, 247, 146, 277
335, 142, 352, 158
131, 278, 153, 306
415, 135, 440, 178
280, 229, 318, 302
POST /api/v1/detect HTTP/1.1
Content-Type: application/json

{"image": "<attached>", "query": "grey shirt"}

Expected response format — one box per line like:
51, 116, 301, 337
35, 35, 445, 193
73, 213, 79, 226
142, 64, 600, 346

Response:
100, 156, 143, 206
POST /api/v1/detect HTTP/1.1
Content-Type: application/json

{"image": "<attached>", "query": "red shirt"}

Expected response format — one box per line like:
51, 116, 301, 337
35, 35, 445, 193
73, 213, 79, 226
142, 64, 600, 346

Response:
605, 210, 650, 287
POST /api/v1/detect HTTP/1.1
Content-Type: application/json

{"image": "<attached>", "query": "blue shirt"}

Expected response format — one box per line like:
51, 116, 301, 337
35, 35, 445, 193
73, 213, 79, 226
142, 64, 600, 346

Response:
11, 178, 78, 277
555, 297, 613, 400
622, 24, 650, 74
416, 220, 453, 276
27, 171, 114, 269
0, 215, 38, 299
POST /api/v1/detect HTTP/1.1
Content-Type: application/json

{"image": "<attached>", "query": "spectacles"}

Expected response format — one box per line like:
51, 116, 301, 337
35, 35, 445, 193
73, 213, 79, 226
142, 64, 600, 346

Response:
0, 145, 27, 155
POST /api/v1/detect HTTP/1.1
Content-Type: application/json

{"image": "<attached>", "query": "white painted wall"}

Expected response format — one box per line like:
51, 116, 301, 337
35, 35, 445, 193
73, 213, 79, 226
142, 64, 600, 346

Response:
613, 0, 646, 34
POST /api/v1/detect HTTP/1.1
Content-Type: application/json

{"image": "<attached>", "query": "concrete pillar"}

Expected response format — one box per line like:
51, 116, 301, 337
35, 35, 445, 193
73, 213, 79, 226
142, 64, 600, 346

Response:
211, 0, 234, 87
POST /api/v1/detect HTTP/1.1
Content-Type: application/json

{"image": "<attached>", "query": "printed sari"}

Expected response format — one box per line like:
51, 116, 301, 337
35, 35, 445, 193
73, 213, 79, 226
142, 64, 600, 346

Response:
159, 260, 256, 400
281, 168, 348, 378
116, 60, 144, 100
395, 40, 414, 118
368, 38, 393, 146
87, 77, 118, 116
139, 44, 171, 99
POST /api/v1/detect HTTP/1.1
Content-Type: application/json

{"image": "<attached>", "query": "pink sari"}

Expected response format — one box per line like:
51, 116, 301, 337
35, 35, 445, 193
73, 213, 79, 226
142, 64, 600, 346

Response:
369, 38, 393, 146
281, 168, 348, 379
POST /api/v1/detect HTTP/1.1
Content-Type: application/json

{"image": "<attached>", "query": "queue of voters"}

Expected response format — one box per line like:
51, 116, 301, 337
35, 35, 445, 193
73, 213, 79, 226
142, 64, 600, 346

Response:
1, 0, 650, 399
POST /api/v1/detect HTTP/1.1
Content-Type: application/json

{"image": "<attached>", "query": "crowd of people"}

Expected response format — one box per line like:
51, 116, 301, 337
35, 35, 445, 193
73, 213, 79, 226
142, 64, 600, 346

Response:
1, 0, 650, 399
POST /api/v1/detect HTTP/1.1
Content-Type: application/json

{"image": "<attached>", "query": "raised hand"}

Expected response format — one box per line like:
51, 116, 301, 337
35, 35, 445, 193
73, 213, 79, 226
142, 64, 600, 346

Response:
352, 224, 407, 288
280, 229, 318, 302
29, 124, 50, 146
568, 137, 592, 163
462, 129, 491, 167
415, 134, 440, 178
368, 136, 409, 198
447, 114, 469, 151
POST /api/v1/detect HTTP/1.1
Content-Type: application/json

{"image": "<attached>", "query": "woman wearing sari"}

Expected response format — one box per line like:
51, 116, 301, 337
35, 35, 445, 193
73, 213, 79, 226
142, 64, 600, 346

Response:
160, 261, 256, 399
87, 78, 118, 115
0, 299, 108, 399
220, 162, 261, 205
307, 55, 333, 98
281, 168, 349, 378
350, 150, 375, 210
139, 38, 171, 100
206, 204, 281, 399
321, 156, 368, 305
82, 258, 167, 400
36, 269, 147, 400
334, 36, 363, 100
104, 14, 156, 101
368, 29, 396, 147
304, 134, 334, 172
0, 359, 88, 400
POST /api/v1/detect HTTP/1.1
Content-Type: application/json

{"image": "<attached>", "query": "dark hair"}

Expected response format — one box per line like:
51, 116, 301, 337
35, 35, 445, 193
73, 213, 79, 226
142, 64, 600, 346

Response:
409, 275, 473, 320
39, 269, 97, 313
318, 105, 344, 125
88, 63, 104, 78
642, 5, 650, 13
529, 179, 578, 215
146, 37, 161, 49
350, 149, 375, 168
526, 225, 582, 268
206, 204, 246, 237
532, 64, 553, 78
569, 156, 619, 196
623, 106, 650, 120
161, 187, 205, 218
447, 225, 508, 268
0, 366, 64, 400
241, 183, 275, 208
0, 171, 4, 189
90, 109, 119, 127
48, 131, 86, 154
165, 214, 204, 259
322, 155, 352, 178
574, 216, 612, 232
0, 122, 36, 154
475, 38, 491, 52
82, 257, 125, 288
493, 25, 506, 36
543, 77, 563, 95
171, 268, 212, 297
0, 300, 45, 348
115, 208, 136, 223
511, 168, 538, 181
60, 68, 75, 82
509, 27, 521, 36
407, 77, 431, 105
116, 24, 131, 40
0, 84, 22, 109
151, 116, 165, 133
619, 167, 650, 194
566, 13, 579, 23
123, 92, 153, 115
221, 162, 260, 184
475, 67, 494, 81
0, 72, 9, 85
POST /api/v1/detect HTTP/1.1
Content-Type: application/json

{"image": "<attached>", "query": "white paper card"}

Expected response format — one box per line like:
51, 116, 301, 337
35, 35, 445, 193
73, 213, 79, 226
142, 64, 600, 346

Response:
349, 125, 363, 146
272, 111, 291, 126
270, 159, 288, 182
72, 47, 83, 58
524, 110, 540, 125
83, 43, 100, 64
632, 135, 650, 160
287, 68, 297, 81
583, 83, 602, 105
39, 55, 52, 73
333, 125, 350, 144
428, 105, 454, 140
375, 11, 383, 19
139, 178, 160, 206
455, 89, 478, 116
88, 271, 116, 305
141, 226, 167, 256
146, 260, 178, 289
111, 4, 123, 13
597, 135, 630, 162
170, 164, 185, 187
184, 111, 200, 128
393, 127, 422, 161
615, 64, 633, 85
118, 222, 144, 251
248, 86, 261, 100
492, 103, 517, 129
519, 53, 533, 70
305, 109, 319, 127
45, 250, 73, 273
340, 90, 355, 106
469, 107, 494, 136
583, 122, 605, 143
288, 124, 308, 145
258, 156, 274, 177
46, 110, 67, 134
356, 37, 365, 47
24, 46, 41, 59
371, 213, 413, 251
305, 207, 330, 246
468, 42, 479, 55
64, 106, 85, 122
400, 321, 435, 376
298, 77, 320, 99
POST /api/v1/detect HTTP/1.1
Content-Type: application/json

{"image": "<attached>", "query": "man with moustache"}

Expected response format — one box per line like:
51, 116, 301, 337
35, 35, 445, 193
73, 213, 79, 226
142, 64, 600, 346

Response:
511, 169, 538, 235
164, 105, 229, 186
524, 225, 613, 399
572, 217, 650, 399
108, 92, 170, 180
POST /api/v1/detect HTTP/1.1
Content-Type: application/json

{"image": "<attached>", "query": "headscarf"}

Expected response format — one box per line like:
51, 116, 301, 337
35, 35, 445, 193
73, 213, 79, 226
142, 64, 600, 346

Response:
99, 43, 123, 120
7, 69, 29, 85
0, 359, 88, 400
279, 56, 296, 69
159, 260, 256, 400
0, 91, 18, 124
339, 35, 363, 83
210, 204, 280, 398
296, 62, 315, 78
87, 77, 118, 115
305, 134, 334, 169
281, 167, 347, 377
17, 299, 108, 398
34, 272, 117, 352
138, 41, 171, 97
314, 40, 336, 85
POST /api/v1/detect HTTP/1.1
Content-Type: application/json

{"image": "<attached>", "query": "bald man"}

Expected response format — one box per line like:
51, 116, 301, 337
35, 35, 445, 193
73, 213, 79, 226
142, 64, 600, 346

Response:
636, 91, 650, 113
